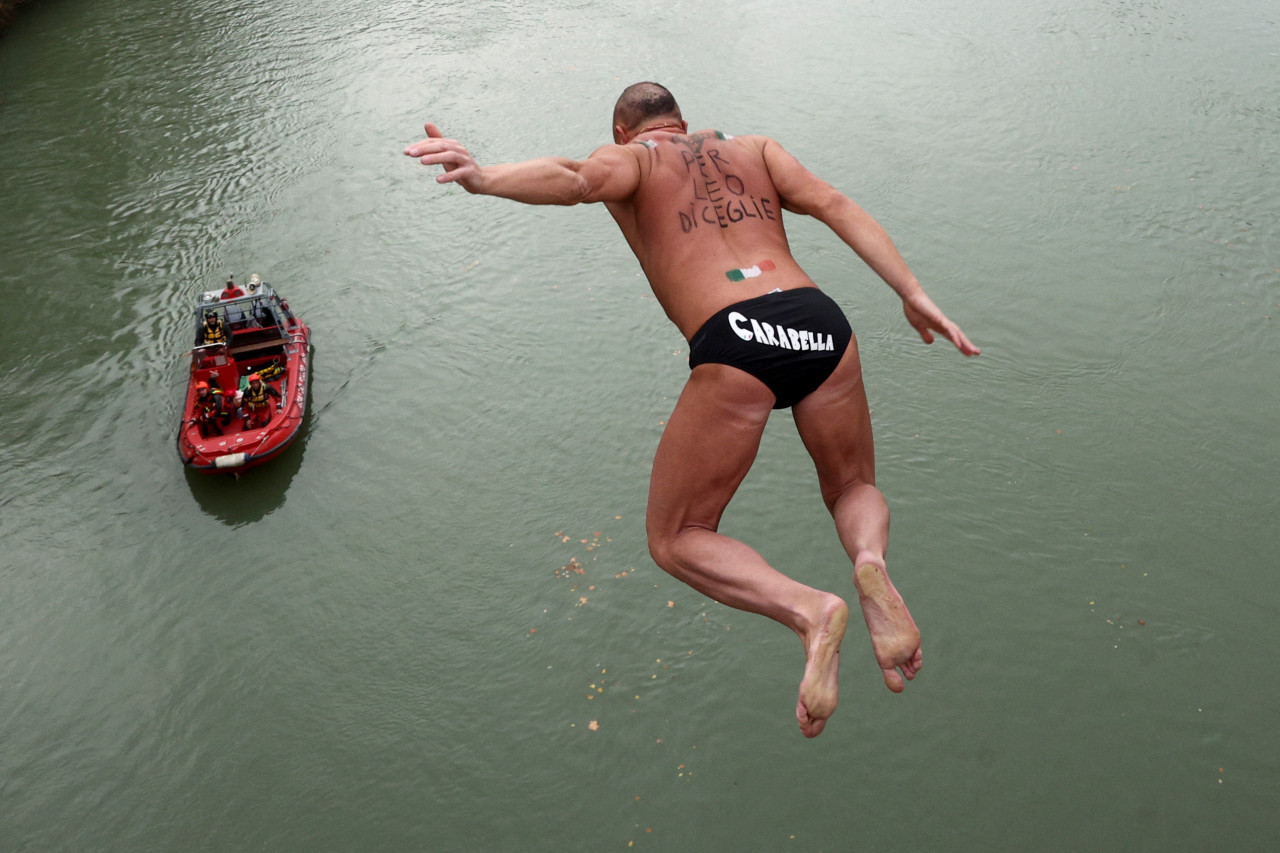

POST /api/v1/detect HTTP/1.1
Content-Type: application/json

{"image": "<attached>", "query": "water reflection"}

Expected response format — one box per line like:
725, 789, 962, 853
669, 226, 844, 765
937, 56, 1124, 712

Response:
182, 407, 312, 526
5, 0, 1279, 850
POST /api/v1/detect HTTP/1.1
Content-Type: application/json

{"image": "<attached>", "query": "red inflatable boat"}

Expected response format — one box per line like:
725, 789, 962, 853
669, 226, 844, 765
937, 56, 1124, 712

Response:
176, 274, 311, 473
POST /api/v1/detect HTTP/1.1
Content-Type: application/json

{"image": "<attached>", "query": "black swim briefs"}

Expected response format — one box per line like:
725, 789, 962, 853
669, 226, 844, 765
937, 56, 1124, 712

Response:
688, 287, 853, 409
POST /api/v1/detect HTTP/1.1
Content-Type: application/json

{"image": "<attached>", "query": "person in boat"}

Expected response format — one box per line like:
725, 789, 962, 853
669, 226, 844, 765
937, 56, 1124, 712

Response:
259, 299, 279, 327
200, 311, 228, 345
193, 380, 231, 437
241, 372, 281, 430
404, 82, 979, 738
221, 277, 245, 299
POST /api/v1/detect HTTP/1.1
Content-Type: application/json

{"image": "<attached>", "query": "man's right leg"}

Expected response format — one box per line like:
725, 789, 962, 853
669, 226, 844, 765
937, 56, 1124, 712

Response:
646, 364, 849, 737
791, 338, 923, 693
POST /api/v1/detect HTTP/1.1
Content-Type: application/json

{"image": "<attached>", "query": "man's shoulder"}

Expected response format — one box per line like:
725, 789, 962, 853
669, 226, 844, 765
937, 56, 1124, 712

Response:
588, 142, 639, 159
690, 129, 772, 144
691, 131, 777, 162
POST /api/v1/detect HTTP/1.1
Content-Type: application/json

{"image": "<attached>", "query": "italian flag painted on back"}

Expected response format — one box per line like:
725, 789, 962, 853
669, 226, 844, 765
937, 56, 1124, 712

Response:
725, 260, 776, 282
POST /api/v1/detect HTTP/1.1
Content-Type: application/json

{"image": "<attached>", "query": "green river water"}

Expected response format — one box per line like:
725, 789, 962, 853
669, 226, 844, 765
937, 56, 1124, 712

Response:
2, 0, 1278, 850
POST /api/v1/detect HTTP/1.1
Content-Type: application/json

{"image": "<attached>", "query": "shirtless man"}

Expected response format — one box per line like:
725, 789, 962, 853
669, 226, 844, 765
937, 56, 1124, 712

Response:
405, 82, 979, 737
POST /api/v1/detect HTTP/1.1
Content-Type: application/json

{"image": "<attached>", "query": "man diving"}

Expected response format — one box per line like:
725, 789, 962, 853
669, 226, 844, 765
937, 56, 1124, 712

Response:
405, 82, 979, 737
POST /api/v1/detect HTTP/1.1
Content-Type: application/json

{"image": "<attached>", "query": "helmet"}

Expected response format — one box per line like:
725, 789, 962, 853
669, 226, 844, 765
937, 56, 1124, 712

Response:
196, 381, 209, 391
249, 373, 261, 382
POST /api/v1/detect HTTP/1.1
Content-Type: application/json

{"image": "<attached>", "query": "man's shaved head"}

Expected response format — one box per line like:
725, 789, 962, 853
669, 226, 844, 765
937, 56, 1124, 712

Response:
613, 82, 682, 133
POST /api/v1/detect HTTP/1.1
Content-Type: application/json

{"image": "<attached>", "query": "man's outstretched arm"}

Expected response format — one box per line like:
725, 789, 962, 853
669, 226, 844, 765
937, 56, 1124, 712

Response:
404, 123, 640, 206
762, 138, 980, 356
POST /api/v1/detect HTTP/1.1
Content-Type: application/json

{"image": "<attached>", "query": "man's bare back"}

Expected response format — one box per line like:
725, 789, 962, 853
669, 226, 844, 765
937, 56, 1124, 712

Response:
405, 82, 978, 736
599, 128, 815, 338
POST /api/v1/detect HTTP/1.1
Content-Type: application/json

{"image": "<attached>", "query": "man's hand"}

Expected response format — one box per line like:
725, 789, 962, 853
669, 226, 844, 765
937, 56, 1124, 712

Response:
404, 123, 484, 193
902, 292, 981, 356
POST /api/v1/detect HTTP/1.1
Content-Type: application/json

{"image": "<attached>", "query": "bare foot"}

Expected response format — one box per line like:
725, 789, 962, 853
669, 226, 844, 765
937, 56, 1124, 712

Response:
853, 561, 922, 693
795, 595, 849, 738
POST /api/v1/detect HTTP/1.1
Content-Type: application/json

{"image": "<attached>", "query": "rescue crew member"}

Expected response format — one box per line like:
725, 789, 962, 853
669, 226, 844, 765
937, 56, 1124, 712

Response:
200, 312, 227, 345
193, 381, 231, 437
241, 372, 281, 430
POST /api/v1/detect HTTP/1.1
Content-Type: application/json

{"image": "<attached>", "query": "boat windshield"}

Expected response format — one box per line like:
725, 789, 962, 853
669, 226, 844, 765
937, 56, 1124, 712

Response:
221, 296, 281, 330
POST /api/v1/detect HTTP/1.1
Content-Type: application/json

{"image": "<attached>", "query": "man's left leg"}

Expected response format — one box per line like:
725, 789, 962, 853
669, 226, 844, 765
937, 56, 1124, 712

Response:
792, 337, 922, 693
646, 364, 849, 737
